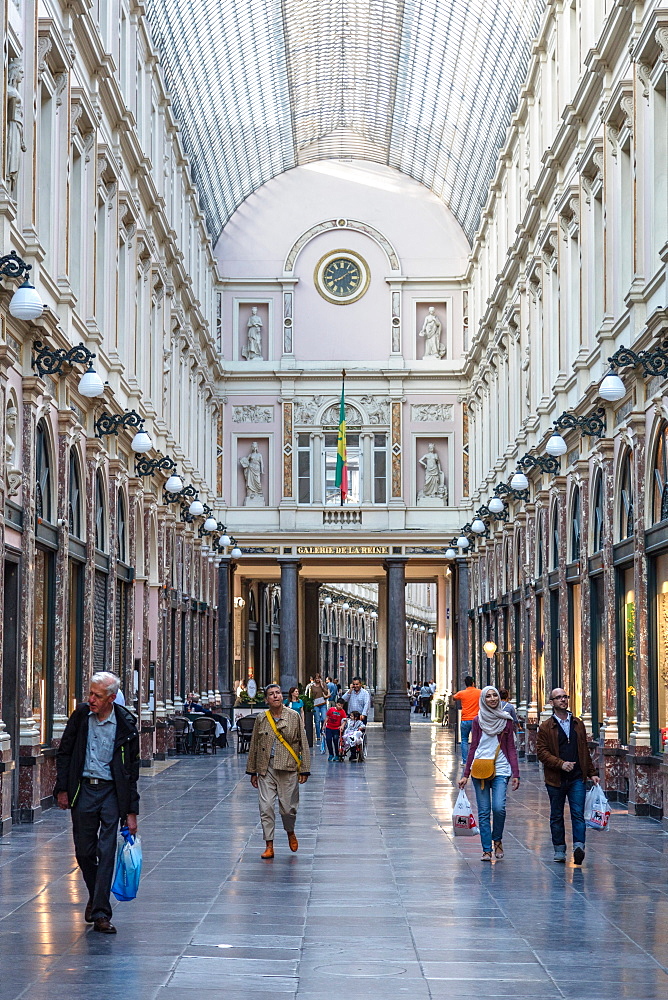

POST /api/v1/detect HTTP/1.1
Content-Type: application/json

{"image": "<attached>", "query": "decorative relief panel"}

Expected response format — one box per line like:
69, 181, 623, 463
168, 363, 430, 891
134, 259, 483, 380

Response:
283, 402, 293, 497
411, 404, 453, 422
391, 401, 402, 498
321, 402, 363, 426
232, 405, 274, 423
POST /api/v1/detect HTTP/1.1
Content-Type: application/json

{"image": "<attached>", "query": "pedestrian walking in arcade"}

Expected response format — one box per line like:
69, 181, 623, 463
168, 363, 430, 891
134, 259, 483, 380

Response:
419, 680, 433, 717
325, 698, 347, 760
453, 675, 482, 767
459, 685, 520, 862
247, 683, 310, 859
342, 676, 371, 723
54, 671, 139, 934
307, 673, 329, 741
537, 687, 600, 865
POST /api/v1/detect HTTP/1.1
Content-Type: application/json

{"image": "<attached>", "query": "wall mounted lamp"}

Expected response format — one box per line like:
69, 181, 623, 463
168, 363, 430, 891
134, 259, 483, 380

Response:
598, 340, 668, 402
94, 409, 153, 452
495, 481, 529, 503
518, 452, 560, 476
1, 251, 43, 320
32, 340, 104, 397
135, 453, 178, 482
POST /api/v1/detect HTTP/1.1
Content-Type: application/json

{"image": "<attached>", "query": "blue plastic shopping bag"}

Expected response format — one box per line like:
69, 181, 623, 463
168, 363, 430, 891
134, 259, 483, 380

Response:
111, 827, 142, 901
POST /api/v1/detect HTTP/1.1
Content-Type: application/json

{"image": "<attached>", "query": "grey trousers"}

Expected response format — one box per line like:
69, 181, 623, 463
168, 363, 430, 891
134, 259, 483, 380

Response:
71, 781, 120, 920
257, 764, 299, 841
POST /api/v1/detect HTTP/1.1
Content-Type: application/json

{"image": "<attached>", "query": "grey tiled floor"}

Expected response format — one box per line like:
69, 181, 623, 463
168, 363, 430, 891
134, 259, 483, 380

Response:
2, 722, 668, 998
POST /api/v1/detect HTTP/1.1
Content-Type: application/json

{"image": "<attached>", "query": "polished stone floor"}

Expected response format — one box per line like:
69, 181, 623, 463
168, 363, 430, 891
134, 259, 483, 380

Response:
2, 722, 668, 998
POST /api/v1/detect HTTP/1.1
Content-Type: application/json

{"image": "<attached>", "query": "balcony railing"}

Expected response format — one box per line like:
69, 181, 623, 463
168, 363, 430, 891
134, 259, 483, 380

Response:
323, 508, 362, 526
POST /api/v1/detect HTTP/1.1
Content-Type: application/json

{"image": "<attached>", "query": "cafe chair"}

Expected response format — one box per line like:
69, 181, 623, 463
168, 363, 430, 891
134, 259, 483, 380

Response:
171, 716, 190, 755
193, 716, 217, 755
236, 714, 257, 754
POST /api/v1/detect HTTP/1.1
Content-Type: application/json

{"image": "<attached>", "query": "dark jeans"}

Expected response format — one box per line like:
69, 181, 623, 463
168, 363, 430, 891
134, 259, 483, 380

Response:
460, 719, 473, 767
325, 728, 340, 757
546, 777, 586, 847
71, 781, 120, 920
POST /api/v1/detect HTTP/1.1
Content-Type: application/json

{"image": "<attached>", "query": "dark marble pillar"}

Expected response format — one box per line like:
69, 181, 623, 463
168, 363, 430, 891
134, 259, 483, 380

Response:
217, 556, 234, 710
303, 581, 320, 683
279, 558, 300, 694
456, 557, 470, 691
383, 557, 410, 730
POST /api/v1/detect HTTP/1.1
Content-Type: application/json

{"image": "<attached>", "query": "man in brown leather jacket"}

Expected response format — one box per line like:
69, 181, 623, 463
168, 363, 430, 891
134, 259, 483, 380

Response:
537, 687, 599, 866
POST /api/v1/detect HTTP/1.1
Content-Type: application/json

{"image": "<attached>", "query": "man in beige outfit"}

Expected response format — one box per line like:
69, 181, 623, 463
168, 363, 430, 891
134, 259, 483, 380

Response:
247, 684, 310, 859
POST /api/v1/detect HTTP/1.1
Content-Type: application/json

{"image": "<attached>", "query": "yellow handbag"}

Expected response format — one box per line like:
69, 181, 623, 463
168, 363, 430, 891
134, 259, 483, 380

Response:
471, 744, 500, 788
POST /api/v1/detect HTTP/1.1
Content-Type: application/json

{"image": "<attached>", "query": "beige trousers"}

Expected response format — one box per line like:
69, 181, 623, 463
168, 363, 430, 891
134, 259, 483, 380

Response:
257, 763, 299, 841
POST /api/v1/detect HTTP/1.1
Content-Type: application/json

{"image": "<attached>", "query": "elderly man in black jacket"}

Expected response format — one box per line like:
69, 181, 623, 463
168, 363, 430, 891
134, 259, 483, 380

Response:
55, 671, 139, 934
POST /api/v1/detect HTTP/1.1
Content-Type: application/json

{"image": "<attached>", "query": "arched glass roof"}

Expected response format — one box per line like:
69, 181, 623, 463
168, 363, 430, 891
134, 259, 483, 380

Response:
146, 0, 545, 244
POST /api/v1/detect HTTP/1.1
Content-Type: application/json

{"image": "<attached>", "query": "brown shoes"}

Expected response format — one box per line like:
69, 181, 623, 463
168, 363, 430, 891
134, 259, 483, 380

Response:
92, 918, 116, 934
84, 901, 94, 923
287, 832, 298, 853
261, 841, 274, 859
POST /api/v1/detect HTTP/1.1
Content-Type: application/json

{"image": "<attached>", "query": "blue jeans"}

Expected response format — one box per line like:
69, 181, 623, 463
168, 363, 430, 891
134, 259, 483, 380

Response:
546, 778, 586, 847
472, 775, 509, 852
313, 703, 327, 739
460, 719, 473, 767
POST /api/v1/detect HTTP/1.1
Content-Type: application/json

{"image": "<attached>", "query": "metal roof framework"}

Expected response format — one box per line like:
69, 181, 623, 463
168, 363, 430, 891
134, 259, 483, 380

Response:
146, 0, 546, 244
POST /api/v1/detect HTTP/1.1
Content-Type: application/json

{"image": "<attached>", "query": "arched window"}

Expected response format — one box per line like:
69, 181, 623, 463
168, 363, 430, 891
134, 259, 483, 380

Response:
330, 611, 337, 637
95, 472, 107, 551
537, 512, 545, 576
116, 491, 127, 562
69, 452, 83, 538
592, 472, 604, 553
620, 451, 634, 539
35, 420, 52, 523
571, 486, 581, 562
653, 422, 668, 524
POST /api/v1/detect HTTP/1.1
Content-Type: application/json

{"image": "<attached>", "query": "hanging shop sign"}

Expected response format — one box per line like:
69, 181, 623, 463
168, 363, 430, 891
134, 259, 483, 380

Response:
295, 545, 390, 555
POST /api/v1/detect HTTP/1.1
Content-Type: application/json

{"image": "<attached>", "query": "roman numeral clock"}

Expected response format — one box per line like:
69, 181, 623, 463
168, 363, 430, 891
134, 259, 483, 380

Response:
314, 250, 370, 305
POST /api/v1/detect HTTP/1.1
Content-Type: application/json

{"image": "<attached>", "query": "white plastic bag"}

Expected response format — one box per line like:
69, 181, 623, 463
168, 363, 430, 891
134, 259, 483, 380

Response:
453, 789, 478, 836
585, 784, 610, 831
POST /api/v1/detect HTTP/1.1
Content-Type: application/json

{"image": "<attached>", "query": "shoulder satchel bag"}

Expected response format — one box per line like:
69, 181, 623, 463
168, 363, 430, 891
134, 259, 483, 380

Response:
471, 742, 500, 789
265, 710, 302, 767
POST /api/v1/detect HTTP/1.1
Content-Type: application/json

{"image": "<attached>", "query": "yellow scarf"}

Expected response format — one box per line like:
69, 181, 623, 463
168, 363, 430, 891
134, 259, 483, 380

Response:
265, 710, 301, 766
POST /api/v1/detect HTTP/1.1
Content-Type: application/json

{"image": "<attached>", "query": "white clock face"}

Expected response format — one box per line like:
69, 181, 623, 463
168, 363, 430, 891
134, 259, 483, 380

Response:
314, 250, 370, 304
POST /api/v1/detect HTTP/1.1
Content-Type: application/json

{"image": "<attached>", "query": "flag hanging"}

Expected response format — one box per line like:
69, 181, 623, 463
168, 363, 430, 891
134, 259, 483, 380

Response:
335, 379, 348, 501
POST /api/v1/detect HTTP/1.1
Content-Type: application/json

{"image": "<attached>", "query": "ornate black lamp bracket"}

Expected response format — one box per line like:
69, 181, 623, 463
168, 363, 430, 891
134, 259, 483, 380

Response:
0, 251, 32, 281
554, 408, 606, 438
478, 503, 508, 524
518, 453, 560, 475
32, 340, 96, 378
135, 454, 176, 477
608, 340, 668, 378
95, 409, 145, 439
494, 482, 529, 503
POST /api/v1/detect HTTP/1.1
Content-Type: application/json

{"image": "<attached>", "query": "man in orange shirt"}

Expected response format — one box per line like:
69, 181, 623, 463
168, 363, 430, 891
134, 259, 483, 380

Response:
453, 676, 482, 767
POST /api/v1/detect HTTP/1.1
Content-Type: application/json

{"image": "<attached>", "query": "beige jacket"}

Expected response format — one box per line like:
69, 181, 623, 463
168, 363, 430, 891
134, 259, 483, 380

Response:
246, 707, 311, 776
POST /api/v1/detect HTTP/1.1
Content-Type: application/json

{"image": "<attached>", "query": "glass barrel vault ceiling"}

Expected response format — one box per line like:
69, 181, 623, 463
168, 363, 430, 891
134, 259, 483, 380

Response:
146, 0, 546, 245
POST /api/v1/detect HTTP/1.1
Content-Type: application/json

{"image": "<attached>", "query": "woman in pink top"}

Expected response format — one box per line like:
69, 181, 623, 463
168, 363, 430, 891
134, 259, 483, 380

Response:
458, 686, 520, 862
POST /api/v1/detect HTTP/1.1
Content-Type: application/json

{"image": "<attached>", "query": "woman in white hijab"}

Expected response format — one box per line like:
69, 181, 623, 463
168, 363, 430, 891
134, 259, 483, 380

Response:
458, 685, 520, 861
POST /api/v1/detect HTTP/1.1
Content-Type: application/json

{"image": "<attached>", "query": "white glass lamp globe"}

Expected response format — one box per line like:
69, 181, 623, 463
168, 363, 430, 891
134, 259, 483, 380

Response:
599, 372, 626, 402
370, 610, 378, 618
420, 625, 426, 631
483, 640, 498, 658
78, 365, 105, 397
324, 596, 332, 605
188, 499, 205, 517
445, 547, 457, 559
471, 518, 486, 534
342, 602, 350, 610
220, 533, 231, 547
203, 516, 218, 532
9, 279, 43, 321
165, 474, 183, 493
456, 535, 469, 549
131, 430, 152, 453
230, 546, 242, 558
546, 433, 568, 457
510, 471, 529, 491
488, 497, 505, 515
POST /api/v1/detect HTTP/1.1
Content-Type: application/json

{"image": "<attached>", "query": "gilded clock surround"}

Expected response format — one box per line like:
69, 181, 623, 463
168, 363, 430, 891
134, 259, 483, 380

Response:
314, 249, 371, 305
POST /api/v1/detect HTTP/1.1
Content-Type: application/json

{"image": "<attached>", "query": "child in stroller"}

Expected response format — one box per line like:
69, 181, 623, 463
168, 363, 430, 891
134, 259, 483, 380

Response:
339, 711, 366, 762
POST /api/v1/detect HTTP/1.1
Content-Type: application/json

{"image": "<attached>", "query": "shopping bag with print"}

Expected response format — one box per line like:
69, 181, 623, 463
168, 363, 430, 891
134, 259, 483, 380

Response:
453, 789, 477, 836
585, 784, 610, 831
111, 828, 143, 901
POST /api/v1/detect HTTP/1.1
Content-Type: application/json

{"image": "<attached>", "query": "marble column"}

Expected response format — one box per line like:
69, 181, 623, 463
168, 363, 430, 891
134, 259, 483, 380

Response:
456, 557, 470, 691
375, 579, 387, 721
279, 558, 300, 693
383, 557, 410, 730
217, 556, 234, 710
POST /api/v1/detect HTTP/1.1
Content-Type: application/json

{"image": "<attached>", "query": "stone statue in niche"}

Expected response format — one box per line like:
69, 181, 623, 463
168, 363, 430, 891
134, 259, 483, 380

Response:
417, 443, 447, 506
6, 59, 27, 193
418, 307, 445, 359
5, 402, 22, 497
240, 441, 265, 506
241, 306, 263, 360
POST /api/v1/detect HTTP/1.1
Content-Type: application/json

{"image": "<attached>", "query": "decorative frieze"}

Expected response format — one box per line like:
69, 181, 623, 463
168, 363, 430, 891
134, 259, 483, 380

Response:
411, 403, 453, 422
232, 405, 273, 423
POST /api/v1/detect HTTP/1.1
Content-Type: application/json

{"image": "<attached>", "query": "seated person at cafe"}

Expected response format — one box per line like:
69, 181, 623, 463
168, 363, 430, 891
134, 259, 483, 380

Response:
184, 692, 211, 715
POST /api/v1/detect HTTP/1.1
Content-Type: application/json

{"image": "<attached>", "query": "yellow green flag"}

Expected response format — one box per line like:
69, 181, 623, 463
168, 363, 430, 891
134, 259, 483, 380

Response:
335, 382, 348, 500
